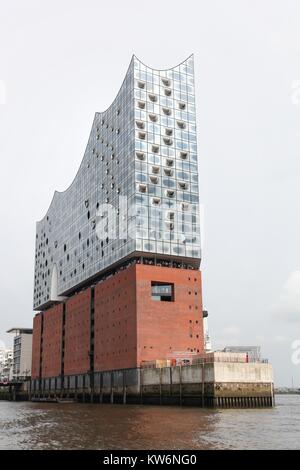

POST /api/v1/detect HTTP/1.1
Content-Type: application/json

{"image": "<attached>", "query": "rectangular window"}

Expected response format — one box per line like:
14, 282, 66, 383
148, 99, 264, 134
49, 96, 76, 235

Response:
151, 281, 174, 302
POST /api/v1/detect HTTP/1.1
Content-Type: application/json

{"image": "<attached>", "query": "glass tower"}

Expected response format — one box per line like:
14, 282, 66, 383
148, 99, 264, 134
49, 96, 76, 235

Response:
34, 55, 201, 311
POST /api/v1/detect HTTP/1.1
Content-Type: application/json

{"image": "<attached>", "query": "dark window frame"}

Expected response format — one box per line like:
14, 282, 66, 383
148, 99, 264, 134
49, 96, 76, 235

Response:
151, 281, 175, 302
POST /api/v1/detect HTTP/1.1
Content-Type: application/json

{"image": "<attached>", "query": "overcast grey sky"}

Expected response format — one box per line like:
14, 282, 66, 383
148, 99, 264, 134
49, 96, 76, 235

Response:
0, 0, 299, 386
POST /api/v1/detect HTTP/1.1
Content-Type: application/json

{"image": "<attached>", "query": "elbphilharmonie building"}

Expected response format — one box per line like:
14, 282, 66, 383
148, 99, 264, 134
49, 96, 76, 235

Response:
32, 56, 204, 388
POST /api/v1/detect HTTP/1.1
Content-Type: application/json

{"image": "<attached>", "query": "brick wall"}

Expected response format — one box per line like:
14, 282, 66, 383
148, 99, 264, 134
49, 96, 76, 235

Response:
31, 314, 42, 379
64, 288, 91, 375
32, 264, 205, 378
94, 265, 137, 372
42, 304, 63, 378
136, 264, 204, 364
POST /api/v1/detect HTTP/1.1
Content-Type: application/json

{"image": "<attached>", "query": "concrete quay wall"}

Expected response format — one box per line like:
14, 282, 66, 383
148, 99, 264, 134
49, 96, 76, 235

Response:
30, 362, 275, 408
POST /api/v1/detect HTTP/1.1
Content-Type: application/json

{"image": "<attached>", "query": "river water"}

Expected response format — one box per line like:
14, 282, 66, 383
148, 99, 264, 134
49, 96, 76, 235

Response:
0, 395, 299, 450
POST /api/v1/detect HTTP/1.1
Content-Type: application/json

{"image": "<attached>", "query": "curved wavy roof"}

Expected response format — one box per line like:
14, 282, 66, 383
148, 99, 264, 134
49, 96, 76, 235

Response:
37, 54, 194, 224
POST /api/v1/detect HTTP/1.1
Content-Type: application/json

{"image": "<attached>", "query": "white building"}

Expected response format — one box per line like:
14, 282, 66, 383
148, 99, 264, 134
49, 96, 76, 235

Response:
0, 347, 13, 381
7, 328, 33, 378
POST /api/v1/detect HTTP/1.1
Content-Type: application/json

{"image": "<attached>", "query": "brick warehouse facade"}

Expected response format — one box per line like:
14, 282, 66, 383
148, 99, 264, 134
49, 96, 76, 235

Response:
64, 290, 91, 375
32, 263, 204, 380
42, 304, 63, 378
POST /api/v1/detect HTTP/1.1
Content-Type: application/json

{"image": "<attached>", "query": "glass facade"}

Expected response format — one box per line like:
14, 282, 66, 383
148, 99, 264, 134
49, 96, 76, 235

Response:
34, 56, 201, 311
133, 56, 200, 259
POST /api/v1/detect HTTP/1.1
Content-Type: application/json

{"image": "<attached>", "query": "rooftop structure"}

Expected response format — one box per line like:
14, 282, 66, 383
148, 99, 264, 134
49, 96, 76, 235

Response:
6, 328, 33, 335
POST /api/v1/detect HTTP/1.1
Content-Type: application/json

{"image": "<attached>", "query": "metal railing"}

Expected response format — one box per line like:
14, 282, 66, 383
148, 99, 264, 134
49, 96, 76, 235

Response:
140, 356, 269, 368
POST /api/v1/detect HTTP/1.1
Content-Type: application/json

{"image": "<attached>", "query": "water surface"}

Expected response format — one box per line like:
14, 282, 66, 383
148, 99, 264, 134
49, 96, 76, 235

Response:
0, 395, 299, 450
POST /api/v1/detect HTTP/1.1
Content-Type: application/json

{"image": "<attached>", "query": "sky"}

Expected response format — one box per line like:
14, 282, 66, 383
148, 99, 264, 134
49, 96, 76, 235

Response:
0, 0, 299, 386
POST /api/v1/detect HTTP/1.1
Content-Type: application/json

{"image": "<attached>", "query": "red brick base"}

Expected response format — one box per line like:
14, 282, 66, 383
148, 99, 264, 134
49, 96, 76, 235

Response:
32, 264, 205, 378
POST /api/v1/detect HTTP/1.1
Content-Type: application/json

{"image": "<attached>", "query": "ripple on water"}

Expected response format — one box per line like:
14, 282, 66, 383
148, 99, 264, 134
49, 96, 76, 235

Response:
0, 395, 299, 450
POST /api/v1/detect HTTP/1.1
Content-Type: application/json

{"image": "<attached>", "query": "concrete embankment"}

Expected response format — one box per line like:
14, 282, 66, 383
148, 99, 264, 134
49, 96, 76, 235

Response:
29, 362, 274, 408
0, 382, 30, 401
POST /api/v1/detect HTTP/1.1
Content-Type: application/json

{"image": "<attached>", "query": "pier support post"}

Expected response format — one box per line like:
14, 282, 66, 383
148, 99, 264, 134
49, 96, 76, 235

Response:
179, 366, 182, 406
123, 370, 127, 404
100, 373, 103, 404
201, 363, 205, 408
159, 368, 162, 405
110, 372, 114, 404
140, 368, 143, 404
271, 383, 275, 407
